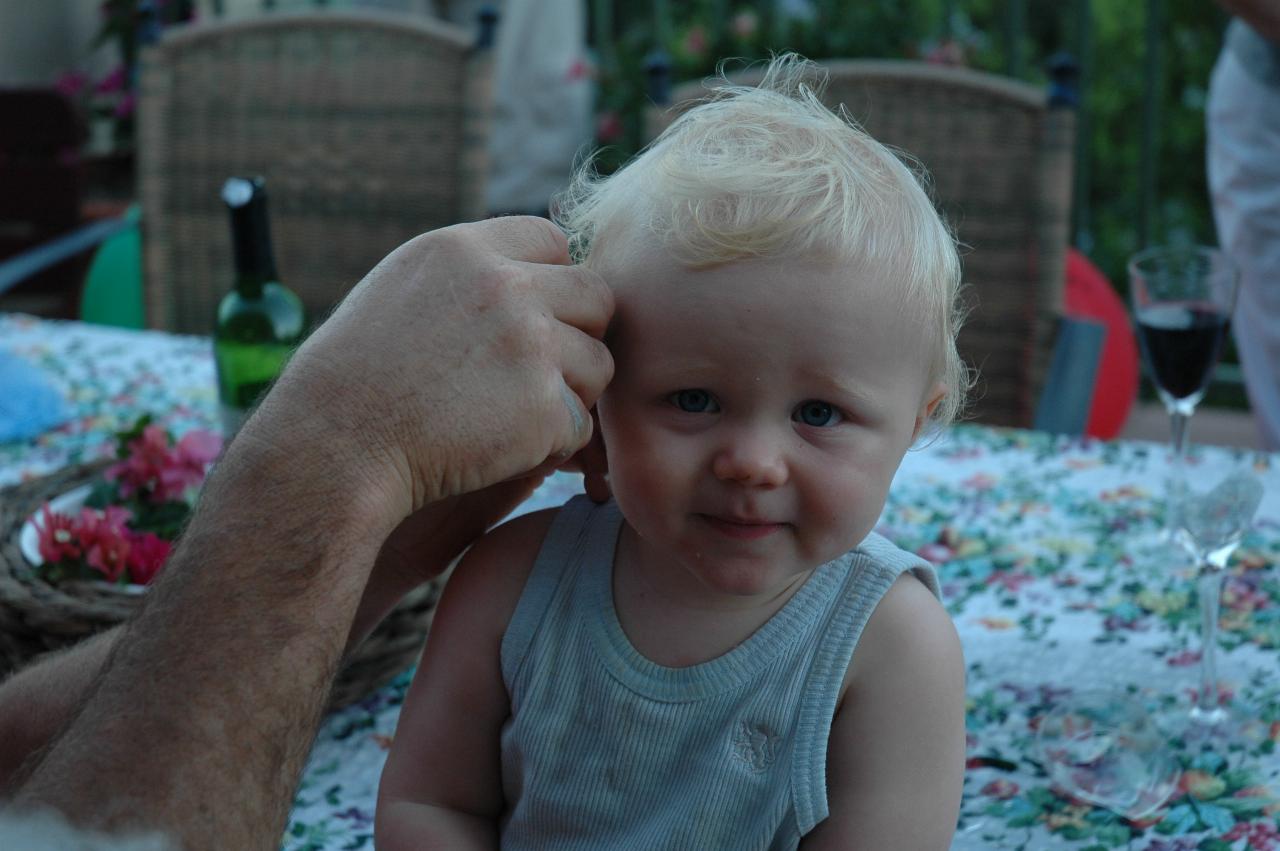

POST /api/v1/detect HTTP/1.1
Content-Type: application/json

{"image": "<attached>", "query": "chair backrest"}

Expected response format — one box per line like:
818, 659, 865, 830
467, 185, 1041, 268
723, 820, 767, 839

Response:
648, 60, 1076, 428
137, 10, 493, 334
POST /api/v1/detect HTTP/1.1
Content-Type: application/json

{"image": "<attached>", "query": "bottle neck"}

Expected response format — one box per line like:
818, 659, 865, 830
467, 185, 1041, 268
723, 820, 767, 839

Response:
228, 192, 279, 299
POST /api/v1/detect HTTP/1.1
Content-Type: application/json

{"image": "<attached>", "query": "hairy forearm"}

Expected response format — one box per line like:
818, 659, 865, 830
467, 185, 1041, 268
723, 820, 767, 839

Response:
376, 800, 498, 851
1217, 0, 1280, 41
11, 422, 399, 847
0, 631, 118, 796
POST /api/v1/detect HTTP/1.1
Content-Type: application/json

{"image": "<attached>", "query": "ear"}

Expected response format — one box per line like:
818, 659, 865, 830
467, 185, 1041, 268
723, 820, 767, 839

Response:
911, 383, 947, 442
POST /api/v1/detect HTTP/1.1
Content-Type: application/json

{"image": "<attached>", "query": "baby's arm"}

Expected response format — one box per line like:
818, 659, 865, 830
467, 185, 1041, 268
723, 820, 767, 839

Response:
801, 574, 967, 851
375, 509, 556, 851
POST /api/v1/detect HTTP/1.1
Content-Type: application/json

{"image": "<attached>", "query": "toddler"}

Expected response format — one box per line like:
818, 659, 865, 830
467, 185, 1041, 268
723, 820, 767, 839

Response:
377, 54, 968, 850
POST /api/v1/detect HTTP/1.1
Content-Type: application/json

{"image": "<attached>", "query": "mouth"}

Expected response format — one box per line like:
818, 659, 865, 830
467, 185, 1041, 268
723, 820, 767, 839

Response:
697, 514, 787, 540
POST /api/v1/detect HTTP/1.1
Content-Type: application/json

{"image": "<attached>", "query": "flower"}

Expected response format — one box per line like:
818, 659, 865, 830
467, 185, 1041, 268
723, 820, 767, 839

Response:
980, 779, 1019, 799
35, 506, 82, 563
596, 111, 624, 144
681, 25, 708, 59
731, 10, 758, 39
106, 424, 221, 503
78, 506, 134, 582
126, 531, 172, 585
32, 418, 219, 587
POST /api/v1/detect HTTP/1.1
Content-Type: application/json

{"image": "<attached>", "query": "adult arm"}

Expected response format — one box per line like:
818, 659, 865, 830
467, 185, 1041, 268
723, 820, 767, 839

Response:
376, 510, 554, 850
6, 217, 613, 849
1217, 0, 1280, 42
0, 474, 540, 796
800, 575, 967, 851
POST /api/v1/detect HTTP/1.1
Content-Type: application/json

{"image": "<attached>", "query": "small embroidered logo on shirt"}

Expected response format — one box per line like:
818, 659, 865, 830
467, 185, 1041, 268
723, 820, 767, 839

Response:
731, 720, 780, 773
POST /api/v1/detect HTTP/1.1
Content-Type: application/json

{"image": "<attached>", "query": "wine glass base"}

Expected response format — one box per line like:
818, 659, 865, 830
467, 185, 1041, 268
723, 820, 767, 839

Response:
1035, 690, 1180, 820
1155, 701, 1271, 758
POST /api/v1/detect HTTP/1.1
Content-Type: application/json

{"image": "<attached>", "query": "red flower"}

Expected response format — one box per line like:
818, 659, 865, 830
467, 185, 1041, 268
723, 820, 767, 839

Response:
126, 531, 172, 585
78, 507, 133, 582
34, 505, 82, 563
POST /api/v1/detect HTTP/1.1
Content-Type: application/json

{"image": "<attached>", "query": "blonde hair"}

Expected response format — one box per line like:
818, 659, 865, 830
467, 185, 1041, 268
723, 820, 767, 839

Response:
555, 53, 969, 428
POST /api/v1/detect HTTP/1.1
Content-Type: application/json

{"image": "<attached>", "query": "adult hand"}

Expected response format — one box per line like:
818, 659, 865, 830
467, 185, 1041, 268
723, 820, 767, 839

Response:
256, 216, 615, 526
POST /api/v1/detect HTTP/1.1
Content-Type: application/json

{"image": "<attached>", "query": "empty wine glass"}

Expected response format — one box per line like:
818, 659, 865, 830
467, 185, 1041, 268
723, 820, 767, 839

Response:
1128, 246, 1240, 537
1168, 454, 1267, 744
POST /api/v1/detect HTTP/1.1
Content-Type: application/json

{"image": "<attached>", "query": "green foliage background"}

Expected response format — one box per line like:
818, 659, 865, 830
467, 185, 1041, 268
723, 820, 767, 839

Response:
590, 0, 1231, 293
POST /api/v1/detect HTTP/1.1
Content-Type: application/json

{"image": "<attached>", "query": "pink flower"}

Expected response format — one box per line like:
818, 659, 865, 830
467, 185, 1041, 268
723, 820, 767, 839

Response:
731, 11, 758, 39
682, 25, 708, 58
126, 531, 173, 585
55, 71, 88, 99
106, 425, 220, 503
113, 91, 136, 119
34, 505, 81, 563
94, 65, 126, 94
981, 779, 1019, 800
596, 111, 624, 144
78, 507, 133, 582
176, 429, 222, 467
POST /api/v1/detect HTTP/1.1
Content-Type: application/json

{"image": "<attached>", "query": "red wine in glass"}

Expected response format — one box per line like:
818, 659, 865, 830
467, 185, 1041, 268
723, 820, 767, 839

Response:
1134, 302, 1232, 404
1127, 246, 1240, 542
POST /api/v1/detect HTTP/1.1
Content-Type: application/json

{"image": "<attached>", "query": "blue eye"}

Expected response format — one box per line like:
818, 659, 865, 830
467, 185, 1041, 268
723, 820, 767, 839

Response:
794, 400, 841, 427
671, 389, 719, 413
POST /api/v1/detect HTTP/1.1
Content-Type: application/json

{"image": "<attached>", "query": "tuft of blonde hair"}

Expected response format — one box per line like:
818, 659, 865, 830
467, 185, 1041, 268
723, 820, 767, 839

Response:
555, 53, 970, 429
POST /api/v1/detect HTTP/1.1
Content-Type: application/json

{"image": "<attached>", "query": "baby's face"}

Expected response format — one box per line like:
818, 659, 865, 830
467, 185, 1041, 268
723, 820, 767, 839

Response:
597, 251, 942, 603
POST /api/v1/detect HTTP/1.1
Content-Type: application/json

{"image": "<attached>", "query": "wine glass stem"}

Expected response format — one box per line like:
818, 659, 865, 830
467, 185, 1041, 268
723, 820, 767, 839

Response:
1195, 568, 1224, 721
1168, 411, 1190, 531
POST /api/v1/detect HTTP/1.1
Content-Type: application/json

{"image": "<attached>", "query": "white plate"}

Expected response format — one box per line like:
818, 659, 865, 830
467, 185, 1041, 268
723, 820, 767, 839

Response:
19, 485, 147, 593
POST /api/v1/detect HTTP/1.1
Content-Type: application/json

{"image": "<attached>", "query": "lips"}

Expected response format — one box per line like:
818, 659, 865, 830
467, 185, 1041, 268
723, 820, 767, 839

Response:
698, 513, 786, 540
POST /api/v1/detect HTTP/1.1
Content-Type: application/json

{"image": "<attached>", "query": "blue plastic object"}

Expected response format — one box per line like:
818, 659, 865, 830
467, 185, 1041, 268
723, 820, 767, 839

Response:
0, 349, 69, 443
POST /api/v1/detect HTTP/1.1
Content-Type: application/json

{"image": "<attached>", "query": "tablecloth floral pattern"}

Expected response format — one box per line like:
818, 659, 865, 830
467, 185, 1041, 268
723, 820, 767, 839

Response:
3, 314, 1279, 850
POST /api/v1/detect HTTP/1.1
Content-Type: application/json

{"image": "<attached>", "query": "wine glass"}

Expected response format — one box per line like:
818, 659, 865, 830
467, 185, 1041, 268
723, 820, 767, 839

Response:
1128, 246, 1240, 537
1035, 690, 1179, 820
1166, 452, 1267, 744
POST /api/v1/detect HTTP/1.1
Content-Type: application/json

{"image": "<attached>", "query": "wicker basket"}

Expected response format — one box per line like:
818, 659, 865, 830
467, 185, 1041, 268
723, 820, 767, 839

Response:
0, 462, 439, 710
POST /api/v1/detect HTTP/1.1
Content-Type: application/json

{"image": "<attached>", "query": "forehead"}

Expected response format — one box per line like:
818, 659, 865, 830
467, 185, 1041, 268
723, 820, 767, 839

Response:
605, 249, 924, 361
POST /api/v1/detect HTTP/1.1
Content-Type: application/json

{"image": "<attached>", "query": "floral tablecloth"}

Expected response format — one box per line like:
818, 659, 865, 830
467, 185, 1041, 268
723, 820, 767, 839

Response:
3, 313, 1279, 850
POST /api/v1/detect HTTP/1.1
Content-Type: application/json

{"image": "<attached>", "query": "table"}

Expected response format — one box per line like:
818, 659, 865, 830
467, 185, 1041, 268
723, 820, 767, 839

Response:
3, 312, 1279, 850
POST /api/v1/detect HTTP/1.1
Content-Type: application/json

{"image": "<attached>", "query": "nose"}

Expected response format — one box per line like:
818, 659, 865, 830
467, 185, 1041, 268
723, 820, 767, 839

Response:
711, 427, 788, 488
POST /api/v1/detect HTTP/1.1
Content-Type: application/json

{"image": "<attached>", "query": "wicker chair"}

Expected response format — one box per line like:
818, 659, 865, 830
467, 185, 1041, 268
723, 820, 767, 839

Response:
136, 10, 494, 334
647, 60, 1076, 429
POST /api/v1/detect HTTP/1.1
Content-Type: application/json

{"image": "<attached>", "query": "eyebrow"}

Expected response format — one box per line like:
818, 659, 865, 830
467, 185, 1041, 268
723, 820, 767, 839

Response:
793, 366, 883, 409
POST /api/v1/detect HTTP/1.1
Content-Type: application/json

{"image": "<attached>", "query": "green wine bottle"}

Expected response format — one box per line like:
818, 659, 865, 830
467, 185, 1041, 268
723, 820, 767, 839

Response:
214, 176, 305, 436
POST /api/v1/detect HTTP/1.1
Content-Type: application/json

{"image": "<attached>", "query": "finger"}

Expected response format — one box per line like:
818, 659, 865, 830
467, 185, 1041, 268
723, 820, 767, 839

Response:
574, 413, 611, 504
471, 216, 571, 266
523, 262, 615, 339
546, 381, 594, 462
558, 330, 614, 412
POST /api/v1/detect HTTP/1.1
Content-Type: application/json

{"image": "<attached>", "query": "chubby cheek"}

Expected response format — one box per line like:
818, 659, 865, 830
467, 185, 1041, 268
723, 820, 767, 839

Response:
599, 405, 686, 529
796, 461, 893, 560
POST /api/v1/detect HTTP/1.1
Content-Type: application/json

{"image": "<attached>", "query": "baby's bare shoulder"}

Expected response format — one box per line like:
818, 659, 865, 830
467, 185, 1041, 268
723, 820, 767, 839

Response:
843, 572, 962, 699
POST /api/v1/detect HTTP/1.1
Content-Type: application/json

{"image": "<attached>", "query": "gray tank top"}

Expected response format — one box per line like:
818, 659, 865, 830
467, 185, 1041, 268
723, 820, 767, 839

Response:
499, 496, 940, 850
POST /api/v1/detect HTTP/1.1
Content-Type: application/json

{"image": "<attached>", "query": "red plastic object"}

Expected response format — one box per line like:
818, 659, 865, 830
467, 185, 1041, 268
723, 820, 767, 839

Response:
1063, 248, 1140, 439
